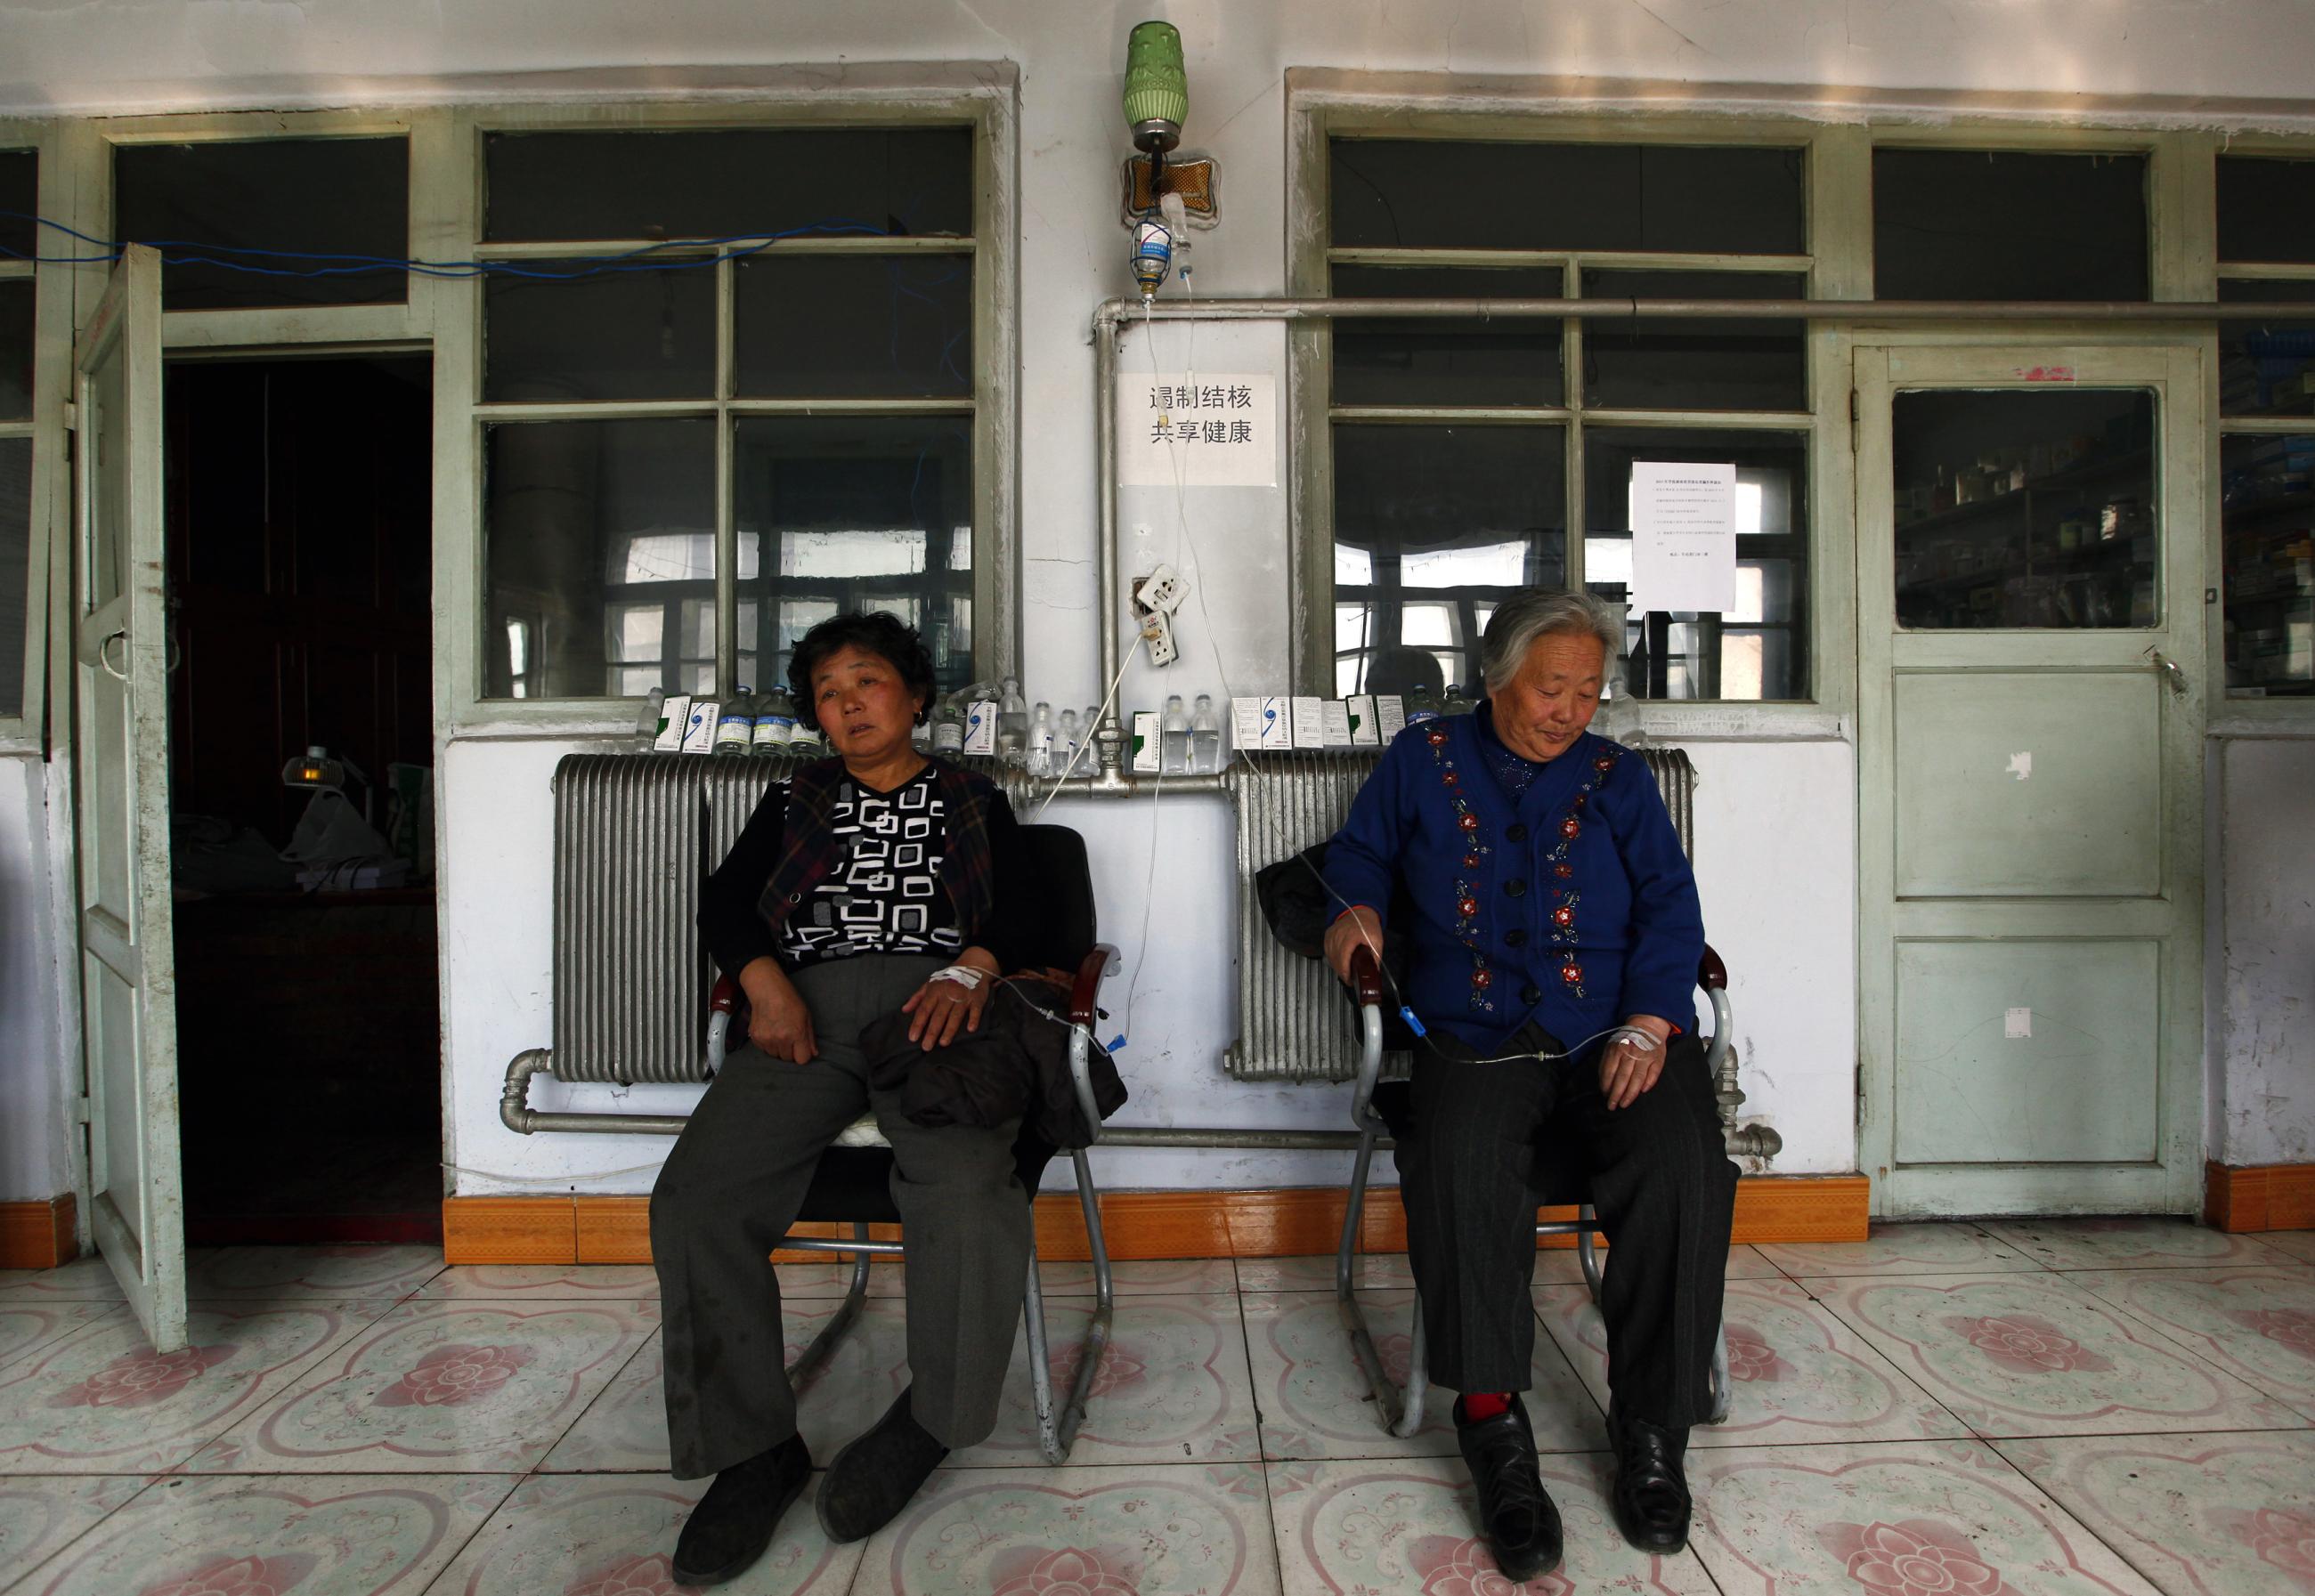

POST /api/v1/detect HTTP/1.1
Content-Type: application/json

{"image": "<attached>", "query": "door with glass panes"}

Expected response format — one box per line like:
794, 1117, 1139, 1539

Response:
1855, 343, 2206, 1218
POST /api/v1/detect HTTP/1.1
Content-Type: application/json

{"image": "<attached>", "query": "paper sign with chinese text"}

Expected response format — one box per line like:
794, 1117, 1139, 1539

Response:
1630, 461, 1737, 614
1118, 373, 1277, 487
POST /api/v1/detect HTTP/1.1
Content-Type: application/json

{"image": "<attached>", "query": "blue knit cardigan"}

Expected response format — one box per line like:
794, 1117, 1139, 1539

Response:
1322, 710, 1706, 1055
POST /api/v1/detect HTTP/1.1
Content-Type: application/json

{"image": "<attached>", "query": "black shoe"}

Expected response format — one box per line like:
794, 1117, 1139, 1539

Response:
816, 1387, 950, 1543
671, 1433, 812, 1586
1453, 1395, 1564, 1584
1608, 1399, 1694, 1553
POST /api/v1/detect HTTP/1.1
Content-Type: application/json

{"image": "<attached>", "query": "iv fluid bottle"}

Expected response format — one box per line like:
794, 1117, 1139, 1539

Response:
1161, 693, 1190, 775
1056, 709, 1080, 775
998, 677, 1028, 767
635, 686, 667, 753
1403, 681, 1442, 724
1027, 702, 1054, 777
1190, 693, 1222, 774
932, 695, 965, 754
752, 688, 797, 751
715, 689, 756, 754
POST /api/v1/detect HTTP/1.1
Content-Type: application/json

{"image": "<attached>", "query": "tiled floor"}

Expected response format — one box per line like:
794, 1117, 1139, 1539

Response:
0, 1221, 2310, 1594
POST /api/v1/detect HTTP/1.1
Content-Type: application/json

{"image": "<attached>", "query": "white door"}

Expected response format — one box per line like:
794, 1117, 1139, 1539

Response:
70, 245, 184, 1349
1855, 342, 2207, 1219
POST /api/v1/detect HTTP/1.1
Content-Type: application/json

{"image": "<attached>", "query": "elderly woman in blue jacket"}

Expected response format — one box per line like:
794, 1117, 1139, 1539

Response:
1323, 588, 1736, 1580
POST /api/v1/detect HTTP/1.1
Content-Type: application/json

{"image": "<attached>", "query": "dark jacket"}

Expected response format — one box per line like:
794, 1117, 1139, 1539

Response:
699, 757, 1037, 981
860, 974, 1128, 1150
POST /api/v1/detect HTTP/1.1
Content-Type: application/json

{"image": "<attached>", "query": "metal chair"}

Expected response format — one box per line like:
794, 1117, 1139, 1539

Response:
1336, 943, 1738, 1436
703, 822, 1121, 1465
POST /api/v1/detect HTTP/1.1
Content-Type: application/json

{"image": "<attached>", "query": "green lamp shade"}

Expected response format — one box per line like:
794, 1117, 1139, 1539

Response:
1123, 20, 1189, 137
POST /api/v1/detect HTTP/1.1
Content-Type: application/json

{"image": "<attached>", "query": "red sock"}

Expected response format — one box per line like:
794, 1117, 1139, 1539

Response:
1459, 1391, 1511, 1421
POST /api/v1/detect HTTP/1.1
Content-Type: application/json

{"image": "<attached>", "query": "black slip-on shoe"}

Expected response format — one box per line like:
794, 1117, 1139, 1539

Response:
816, 1386, 950, 1544
670, 1432, 812, 1586
1608, 1398, 1694, 1553
1453, 1395, 1564, 1583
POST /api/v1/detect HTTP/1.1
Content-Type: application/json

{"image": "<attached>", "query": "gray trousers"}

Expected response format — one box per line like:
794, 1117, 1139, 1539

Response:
650, 952, 1031, 1479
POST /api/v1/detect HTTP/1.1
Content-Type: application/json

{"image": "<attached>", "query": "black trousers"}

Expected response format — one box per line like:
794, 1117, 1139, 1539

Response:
1394, 1025, 1738, 1430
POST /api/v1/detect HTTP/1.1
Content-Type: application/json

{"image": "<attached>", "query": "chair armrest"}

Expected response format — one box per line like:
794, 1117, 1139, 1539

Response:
1348, 944, 1386, 1008
1699, 944, 1728, 992
711, 976, 739, 1013
705, 975, 739, 1075
1347, 945, 1388, 1132
1070, 944, 1121, 1028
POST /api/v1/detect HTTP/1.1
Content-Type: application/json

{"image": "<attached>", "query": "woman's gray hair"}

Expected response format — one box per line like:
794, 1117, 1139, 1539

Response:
1480, 589, 1623, 694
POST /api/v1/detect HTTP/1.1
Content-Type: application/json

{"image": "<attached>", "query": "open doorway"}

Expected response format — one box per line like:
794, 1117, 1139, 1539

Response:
161, 353, 439, 1245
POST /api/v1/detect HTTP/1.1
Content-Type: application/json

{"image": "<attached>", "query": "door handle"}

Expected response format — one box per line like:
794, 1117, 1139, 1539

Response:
97, 628, 128, 682
2144, 647, 2188, 698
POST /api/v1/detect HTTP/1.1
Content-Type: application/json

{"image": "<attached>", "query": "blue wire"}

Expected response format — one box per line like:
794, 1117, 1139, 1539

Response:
0, 211, 951, 279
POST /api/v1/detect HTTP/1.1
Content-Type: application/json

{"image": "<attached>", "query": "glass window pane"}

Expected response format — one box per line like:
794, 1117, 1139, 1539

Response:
0, 280, 30, 421
2219, 279, 2315, 419
733, 416, 976, 698
0, 437, 26, 712
1580, 270, 1807, 411
734, 254, 972, 398
483, 417, 714, 699
1581, 427, 1809, 701
484, 259, 716, 401
1329, 264, 1563, 408
1332, 423, 1565, 696
1873, 148, 2148, 301
1891, 390, 2157, 630
484, 129, 972, 243
0, 150, 34, 259
2218, 157, 2315, 264
114, 138, 409, 310
1329, 140, 1804, 255
2222, 433, 2313, 697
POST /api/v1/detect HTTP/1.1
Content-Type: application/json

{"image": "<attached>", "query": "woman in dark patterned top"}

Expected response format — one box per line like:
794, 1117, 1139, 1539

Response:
652, 612, 1037, 1587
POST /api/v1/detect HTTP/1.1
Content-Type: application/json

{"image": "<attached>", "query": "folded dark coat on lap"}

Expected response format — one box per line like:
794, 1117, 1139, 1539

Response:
859, 974, 1127, 1149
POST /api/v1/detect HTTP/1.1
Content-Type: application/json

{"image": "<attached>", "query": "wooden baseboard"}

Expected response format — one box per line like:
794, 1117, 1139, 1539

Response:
2205, 1160, 2315, 1233
0, 1195, 78, 1270
443, 1175, 1869, 1267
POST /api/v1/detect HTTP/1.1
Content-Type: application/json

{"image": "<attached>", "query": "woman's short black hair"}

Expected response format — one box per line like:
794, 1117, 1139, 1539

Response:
788, 611, 938, 723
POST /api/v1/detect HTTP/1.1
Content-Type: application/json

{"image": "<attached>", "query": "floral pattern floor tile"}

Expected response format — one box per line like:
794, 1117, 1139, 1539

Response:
1998, 1430, 2315, 1596
0, 1476, 150, 1592
1979, 1219, 2294, 1272
0, 1302, 123, 1376
417, 1264, 662, 1300
4, 1473, 515, 1596
1043, 1257, 1241, 1296
0, 1260, 128, 1304
0, 1299, 393, 1474
430, 1470, 863, 1595
1535, 1276, 1972, 1446
1806, 1271, 2304, 1438
1756, 1223, 2043, 1278
950, 1292, 1261, 1468
182, 1245, 444, 1300
1268, 1451, 1720, 1595
1687, 1438, 2161, 1596
774, 1260, 907, 1300
1234, 1254, 1418, 1293
2257, 1231, 2315, 1268
178, 1298, 658, 1474
857, 1462, 1281, 1596
2062, 1264, 2315, 1421
1240, 1287, 1604, 1461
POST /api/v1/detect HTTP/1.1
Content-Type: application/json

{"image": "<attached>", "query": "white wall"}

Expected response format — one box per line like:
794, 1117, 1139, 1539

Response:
4, 0, 2313, 1207
0, 752, 72, 1203
2212, 738, 2315, 1168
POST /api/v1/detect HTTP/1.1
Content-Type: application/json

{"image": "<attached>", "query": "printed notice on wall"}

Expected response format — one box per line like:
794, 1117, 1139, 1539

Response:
1630, 461, 1737, 614
1117, 373, 1277, 488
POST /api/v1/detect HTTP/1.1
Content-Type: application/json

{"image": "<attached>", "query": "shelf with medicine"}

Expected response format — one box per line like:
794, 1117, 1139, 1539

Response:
1893, 446, 2157, 631
2220, 470, 2314, 696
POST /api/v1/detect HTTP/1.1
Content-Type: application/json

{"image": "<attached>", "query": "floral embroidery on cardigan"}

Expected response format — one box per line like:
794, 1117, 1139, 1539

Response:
1540, 742, 1622, 1001
1425, 726, 1496, 1014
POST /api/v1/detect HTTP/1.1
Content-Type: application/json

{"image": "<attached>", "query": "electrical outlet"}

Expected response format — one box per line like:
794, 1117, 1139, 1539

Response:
1141, 609, 1179, 667
1139, 563, 1189, 614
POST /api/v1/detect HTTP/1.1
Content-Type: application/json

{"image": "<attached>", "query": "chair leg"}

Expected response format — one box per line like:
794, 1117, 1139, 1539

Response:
1032, 1150, 1117, 1466
1707, 1315, 1734, 1424
783, 1221, 872, 1388
1393, 1298, 1430, 1438
1576, 1203, 1604, 1304
1336, 1123, 1413, 1436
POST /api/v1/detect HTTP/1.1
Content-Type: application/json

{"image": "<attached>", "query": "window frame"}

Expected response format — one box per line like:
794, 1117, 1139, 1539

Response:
442, 88, 1017, 733
0, 121, 69, 753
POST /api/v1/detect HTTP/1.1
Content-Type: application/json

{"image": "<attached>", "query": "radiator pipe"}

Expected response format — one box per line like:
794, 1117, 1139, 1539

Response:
501, 1049, 688, 1138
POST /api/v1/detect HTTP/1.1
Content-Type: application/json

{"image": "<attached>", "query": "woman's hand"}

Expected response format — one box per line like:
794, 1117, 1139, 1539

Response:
738, 957, 817, 1064
1599, 1013, 1673, 1111
902, 946, 1000, 1050
1323, 907, 1385, 987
